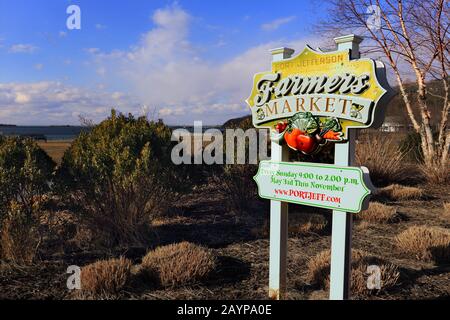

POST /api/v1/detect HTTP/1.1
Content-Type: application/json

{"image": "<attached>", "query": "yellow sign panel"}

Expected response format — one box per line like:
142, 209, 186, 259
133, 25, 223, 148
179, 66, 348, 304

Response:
246, 46, 389, 153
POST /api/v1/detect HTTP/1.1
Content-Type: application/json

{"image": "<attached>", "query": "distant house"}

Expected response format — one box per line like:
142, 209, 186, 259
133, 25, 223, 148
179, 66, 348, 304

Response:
380, 116, 411, 132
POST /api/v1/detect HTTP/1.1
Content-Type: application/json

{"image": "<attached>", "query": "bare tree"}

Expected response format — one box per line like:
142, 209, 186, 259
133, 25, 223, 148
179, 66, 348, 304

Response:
140, 105, 160, 122
78, 114, 95, 128
318, 0, 449, 178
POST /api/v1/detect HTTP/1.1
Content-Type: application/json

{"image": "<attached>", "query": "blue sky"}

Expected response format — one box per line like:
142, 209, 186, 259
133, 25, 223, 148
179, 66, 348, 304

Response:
0, 0, 331, 125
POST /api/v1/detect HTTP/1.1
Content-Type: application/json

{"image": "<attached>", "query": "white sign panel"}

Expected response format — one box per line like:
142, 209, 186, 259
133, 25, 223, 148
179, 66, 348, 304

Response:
254, 161, 372, 213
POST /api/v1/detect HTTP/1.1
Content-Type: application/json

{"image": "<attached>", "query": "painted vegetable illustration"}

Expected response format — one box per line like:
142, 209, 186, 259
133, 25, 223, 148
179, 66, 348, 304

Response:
285, 128, 317, 154
272, 112, 343, 154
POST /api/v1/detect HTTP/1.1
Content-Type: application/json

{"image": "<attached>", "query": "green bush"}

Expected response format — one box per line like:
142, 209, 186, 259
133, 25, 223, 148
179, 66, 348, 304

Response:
217, 117, 260, 214
216, 163, 259, 214
0, 137, 55, 263
1, 200, 41, 264
58, 110, 186, 247
0, 137, 54, 221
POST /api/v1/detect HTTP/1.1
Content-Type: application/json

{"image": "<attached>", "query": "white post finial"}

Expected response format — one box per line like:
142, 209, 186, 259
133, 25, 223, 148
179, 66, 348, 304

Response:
270, 47, 295, 62
334, 34, 363, 59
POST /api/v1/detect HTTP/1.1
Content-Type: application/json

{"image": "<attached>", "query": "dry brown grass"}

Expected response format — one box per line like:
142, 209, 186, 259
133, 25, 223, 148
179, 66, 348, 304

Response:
356, 133, 408, 186
308, 290, 329, 300
250, 220, 270, 238
376, 184, 423, 201
140, 242, 217, 287
37, 140, 72, 164
307, 249, 400, 296
356, 202, 399, 223
289, 214, 328, 235
0, 202, 40, 265
251, 214, 328, 238
418, 162, 450, 184
350, 263, 400, 296
307, 249, 333, 286
443, 202, 450, 220
355, 220, 372, 230
80, 257, 132, 295
395, 225, 450, 263
151, 215, 191, 227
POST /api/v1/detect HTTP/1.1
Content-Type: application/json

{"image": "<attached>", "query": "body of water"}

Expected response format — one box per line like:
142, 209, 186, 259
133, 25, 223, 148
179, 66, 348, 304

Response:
0, 125, 223, 141
0, 126, 90, 140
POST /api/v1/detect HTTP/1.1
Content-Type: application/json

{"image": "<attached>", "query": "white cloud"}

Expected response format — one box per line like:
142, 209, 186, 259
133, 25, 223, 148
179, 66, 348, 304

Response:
159, 107, 185, 117
9, 44, 38, 53
261, 16, 296, 31
34, 63, 44, 71
85, 48, 100, 54
0, 82, 138, 125
0, 6, 323, 126
14, 92, 31, 104
96, 67, 106, 76
215, 39, 227, 47
95, 24, 107, 30
88, 5, 320, 125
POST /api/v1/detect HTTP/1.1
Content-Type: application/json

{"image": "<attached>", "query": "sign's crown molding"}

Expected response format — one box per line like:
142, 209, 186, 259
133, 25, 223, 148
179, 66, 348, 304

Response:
246, 44, 392, 143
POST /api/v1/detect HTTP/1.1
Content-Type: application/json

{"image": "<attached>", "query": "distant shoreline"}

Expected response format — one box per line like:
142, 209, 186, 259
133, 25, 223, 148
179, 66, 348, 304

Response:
0, 124, 225, 142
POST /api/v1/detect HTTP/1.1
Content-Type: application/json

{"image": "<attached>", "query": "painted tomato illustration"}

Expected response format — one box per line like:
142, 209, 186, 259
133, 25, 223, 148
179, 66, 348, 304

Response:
284, 128, 318, 153
284, 128, 302, 149
275, 112, 343, 155
296, 134, 317, 154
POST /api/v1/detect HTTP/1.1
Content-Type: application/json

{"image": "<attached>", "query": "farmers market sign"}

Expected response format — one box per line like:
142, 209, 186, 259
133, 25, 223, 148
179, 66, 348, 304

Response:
246, 46, 389, 153
254, 161, 372, 213
249, 35, 394, 301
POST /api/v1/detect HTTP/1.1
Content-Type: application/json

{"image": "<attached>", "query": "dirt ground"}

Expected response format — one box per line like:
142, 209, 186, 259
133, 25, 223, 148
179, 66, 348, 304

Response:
1, 181, 448, 300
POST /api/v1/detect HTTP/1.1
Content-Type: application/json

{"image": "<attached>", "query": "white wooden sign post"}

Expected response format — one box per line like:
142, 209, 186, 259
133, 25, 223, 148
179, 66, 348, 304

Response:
267, 47, 292, 300
246, 34, 393, 300
268, 139, 289, 300
329, 35, 361, 300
